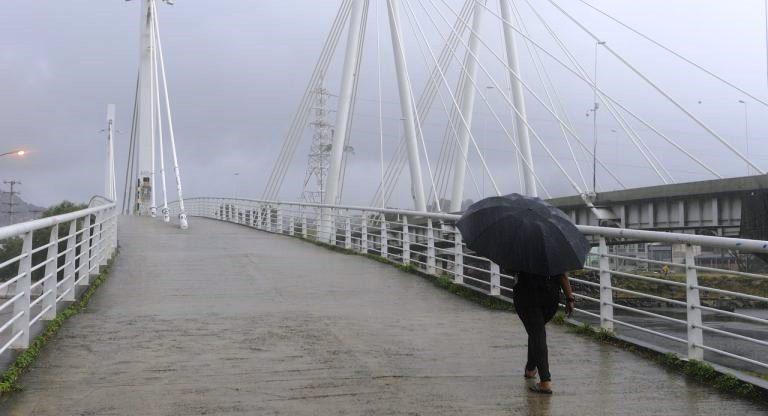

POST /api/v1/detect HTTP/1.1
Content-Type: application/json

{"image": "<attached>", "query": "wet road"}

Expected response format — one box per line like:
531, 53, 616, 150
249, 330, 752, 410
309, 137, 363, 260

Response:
1, 216, 766, 415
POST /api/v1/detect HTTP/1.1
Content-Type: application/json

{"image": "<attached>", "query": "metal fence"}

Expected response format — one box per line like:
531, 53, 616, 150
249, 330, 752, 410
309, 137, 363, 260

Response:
0, 197, 118, 356
173, 197, 768, 376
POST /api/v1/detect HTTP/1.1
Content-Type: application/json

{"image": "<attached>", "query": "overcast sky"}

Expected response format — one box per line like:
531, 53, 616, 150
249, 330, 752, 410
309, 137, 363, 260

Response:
2, 1, 768, 209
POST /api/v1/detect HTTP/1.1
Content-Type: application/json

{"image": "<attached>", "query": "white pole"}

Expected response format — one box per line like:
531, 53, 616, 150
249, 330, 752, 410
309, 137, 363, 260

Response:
449, 1, 484, 212
499, 0, 536, 197
152, 20, 170, 223
324, 0, 366, 241
149, 16, 158, 218
106, 104, 117, 201
386, 0, 427, 212
151, 0, 188, 229
136, 0, 154, 215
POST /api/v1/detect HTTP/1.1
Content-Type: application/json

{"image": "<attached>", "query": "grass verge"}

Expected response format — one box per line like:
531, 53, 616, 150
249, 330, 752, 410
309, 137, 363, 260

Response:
0, 251, 118, 394
553, 312, 767, 402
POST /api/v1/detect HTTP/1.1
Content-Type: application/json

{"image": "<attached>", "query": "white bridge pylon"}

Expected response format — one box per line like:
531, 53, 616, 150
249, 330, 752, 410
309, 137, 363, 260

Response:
123, 0, 188, 229
263, 0, 768, 214
263, 0, 539, 213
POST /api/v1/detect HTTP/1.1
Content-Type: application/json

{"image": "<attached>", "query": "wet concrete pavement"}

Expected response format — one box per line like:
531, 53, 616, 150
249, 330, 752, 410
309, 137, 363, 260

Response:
1, 216, 766, 415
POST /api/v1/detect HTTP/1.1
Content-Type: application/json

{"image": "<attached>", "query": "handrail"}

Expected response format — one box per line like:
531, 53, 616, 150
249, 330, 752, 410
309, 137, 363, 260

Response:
171, 196, 768, 380
0, 203, 115, 241
0, 196, 118, 357
175, 196, 768, 252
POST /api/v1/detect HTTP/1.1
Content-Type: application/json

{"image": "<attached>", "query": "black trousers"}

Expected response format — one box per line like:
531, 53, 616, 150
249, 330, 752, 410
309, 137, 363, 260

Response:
513, 279, 560, 382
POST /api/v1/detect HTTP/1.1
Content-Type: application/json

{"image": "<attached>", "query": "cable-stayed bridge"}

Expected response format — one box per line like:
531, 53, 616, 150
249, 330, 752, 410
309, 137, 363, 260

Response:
2, 1, 768, 414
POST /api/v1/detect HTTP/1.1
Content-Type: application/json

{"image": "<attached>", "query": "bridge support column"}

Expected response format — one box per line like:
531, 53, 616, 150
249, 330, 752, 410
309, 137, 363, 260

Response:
289, 215, 295, 236
360, 212, 368, 254
11, 232, 32, 349
449, 0, 484, 212
598, 237, 614, 331
426, 219, 436, 275
685, 244, 704, 360
453, 229, 464, 284
301, 212, 308, 239
322, 0, 367, 241
500, 0, 536, 197
387, 0, 427, 212
402, 216, 410, 265
42, 225, 59, 321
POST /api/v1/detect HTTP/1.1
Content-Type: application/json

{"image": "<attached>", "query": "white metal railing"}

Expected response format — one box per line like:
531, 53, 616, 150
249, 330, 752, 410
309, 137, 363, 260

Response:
172, 197, 768, 375
0, 197, 118, 356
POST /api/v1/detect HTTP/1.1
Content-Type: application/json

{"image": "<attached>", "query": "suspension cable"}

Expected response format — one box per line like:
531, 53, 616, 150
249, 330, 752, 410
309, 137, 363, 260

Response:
544, 0, 765, 175
575, 0, 768, 108
520, 0, 719, 180
426, 0, 589, 196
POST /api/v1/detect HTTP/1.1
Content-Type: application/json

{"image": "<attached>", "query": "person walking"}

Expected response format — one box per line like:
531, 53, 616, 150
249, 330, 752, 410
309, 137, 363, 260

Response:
513, 272, 575, 394
455, 194, 589, 394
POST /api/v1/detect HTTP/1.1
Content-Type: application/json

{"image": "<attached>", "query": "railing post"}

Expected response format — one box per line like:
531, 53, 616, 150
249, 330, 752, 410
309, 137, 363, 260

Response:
360, 212, 368, 254
12, 231, 33, 349
380, 216, 388, 259
111, 208, 118, 258
256, 206, 263, 229
345, 214, 352, 250
276, 207, 283, 233
330, 212, 337, 246
685, 244, 704, 360
402, 216, 410, 265
453, 229, 463, 284
301, 211, 308, 239
490, 262, 501, 296
599, 237, 614, 331
80, 214, 93, 284
43, 224, 59, 320
63, 221, 77, 302
289, 215, 295, 236
97, 212, 107, 266
426, 218, 436, 275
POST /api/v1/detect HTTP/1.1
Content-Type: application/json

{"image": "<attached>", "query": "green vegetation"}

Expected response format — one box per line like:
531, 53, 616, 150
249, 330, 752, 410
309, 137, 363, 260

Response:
621, 272, 768, 300
559, 320, 765, 402
0, 201, 88, 281
0, 252, 117, 394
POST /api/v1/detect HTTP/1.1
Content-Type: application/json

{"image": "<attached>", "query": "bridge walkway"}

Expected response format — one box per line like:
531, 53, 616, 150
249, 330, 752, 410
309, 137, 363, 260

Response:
0, 217, 765, 415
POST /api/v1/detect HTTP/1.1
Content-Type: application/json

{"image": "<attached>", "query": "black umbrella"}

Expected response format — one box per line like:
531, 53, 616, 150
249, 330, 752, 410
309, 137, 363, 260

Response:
456, 194, 590, 277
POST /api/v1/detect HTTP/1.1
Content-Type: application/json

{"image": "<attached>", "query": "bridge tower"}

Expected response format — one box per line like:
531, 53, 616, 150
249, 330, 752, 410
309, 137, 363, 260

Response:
135, 0, 155, 216
126, 0, 188, 229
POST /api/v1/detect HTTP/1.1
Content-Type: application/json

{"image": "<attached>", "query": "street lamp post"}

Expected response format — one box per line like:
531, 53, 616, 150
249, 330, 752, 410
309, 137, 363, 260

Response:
738, 100, 750, 175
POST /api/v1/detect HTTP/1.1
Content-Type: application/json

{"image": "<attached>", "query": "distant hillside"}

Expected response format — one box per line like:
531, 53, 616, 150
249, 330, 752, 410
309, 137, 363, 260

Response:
0, 192, 45, 226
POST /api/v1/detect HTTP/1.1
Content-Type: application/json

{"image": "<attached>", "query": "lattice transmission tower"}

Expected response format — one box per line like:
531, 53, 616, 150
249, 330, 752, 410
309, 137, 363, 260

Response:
301, 85, 334, 204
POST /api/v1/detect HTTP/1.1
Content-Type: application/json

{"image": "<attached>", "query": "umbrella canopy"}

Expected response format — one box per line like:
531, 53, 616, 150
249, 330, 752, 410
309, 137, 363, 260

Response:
456, 194, 590, 276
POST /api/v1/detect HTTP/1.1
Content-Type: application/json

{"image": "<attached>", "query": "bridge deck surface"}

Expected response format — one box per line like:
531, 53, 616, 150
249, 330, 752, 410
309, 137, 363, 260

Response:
1, 217, 766, 415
